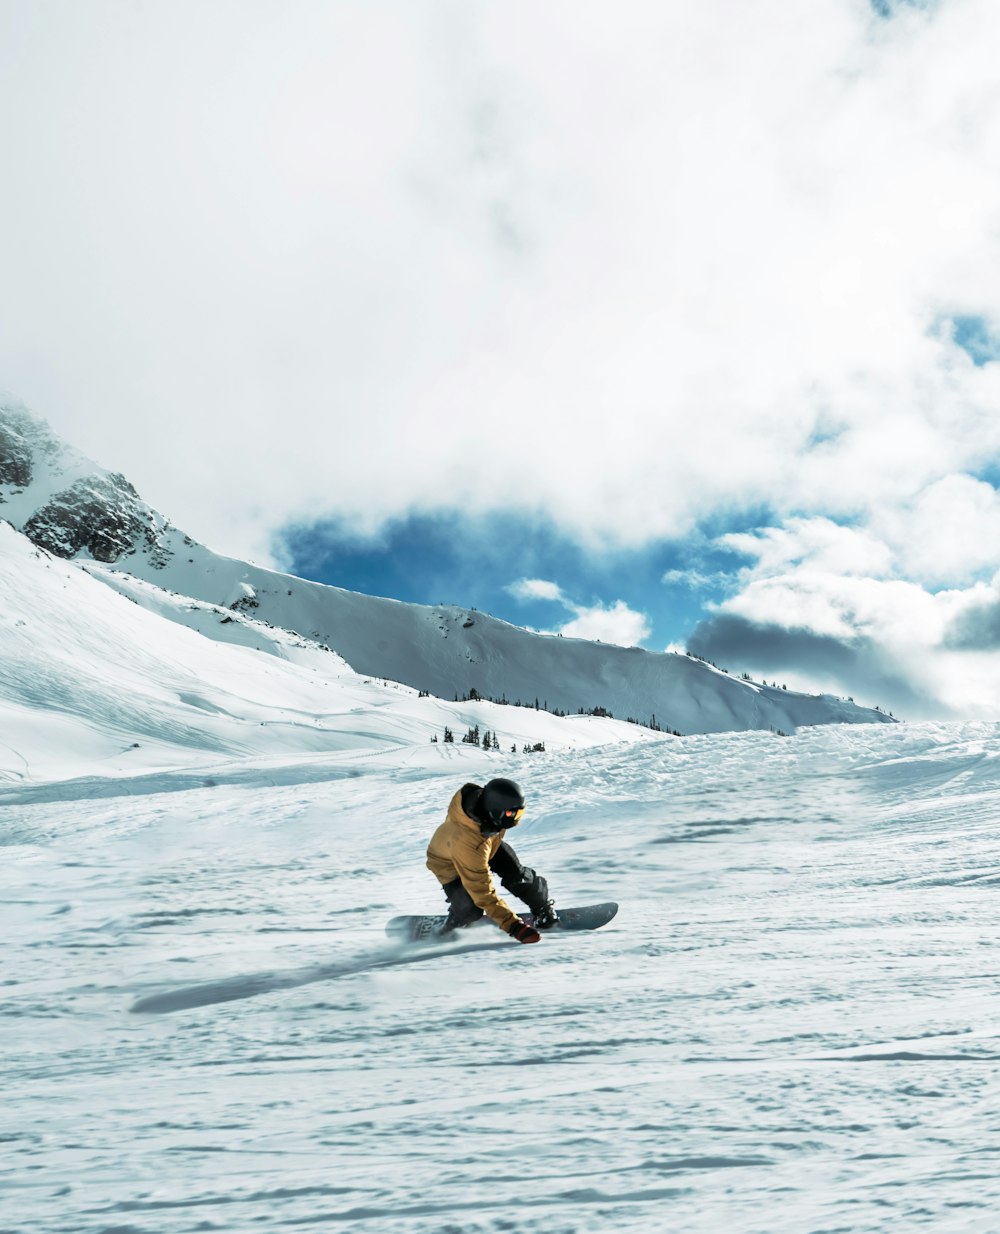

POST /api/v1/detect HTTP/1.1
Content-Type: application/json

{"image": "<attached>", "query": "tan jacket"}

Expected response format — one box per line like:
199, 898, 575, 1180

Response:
426, 788, 520, 932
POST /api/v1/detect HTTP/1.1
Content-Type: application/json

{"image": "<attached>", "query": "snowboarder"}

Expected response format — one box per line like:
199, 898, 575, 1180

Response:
426, 778, 558, 944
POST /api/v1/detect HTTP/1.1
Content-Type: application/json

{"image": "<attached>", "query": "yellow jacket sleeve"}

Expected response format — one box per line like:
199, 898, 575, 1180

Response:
451, 828, 520, 933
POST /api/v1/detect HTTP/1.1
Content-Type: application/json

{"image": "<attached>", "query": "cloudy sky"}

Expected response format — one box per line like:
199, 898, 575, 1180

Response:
3, 0, 1000, 720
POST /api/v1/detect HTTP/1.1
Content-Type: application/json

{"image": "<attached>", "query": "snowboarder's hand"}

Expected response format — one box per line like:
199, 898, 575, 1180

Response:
510, 920, 541, 944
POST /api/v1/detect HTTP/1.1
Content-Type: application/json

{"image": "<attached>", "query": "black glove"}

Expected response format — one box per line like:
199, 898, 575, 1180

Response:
510, 920, 541, 944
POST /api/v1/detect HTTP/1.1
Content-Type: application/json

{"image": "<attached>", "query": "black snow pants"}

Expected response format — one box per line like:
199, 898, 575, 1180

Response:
442, 841, 548, 928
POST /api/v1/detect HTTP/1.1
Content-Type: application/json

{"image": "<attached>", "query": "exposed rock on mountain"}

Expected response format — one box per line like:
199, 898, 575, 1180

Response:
1, 404, 173, 567
0, 404, 58, 489
23, 473, 171, 565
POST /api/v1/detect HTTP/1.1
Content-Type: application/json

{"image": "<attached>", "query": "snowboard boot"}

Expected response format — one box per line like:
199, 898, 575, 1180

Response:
442, 878, 484, 932
533, 900, 560, 930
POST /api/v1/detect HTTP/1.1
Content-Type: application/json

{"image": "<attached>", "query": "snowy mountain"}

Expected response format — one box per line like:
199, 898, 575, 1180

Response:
7, 407, 994, 1234
0, 404, 174, 565
0, 520, 659, 786
0, 402, 893, 738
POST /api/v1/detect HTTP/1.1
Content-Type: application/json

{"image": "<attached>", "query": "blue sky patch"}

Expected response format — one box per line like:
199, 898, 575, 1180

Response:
971, 463, 1000, 491
280, 512, 755, 650
947, 314, 1000, 366
868, 0, 929, 17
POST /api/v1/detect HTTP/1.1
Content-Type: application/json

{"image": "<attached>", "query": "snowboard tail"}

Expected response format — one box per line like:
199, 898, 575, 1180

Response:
385, 901, 618, 943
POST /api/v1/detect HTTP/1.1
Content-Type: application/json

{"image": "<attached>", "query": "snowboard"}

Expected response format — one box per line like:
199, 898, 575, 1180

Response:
385, 901, 618, 943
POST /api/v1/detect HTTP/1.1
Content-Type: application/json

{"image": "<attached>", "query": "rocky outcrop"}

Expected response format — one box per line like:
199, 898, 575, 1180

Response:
22, 473, 173, 565
228, 582, 260, 613
0, 405, 60, 493
1, 404, 175, 568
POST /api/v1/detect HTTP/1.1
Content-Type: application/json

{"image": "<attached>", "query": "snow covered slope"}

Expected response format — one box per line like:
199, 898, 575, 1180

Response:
5, 718, 1000, 1233
3, 405, 990, 1234
0, 403, 893, 735
0, 522, 654, 785
92, 555, 888, 735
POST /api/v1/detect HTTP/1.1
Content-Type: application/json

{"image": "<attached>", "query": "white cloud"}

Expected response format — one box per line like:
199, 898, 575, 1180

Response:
661, 567, 734, 591
873, 475, 1000, 586
721, 569, 951, 649
508, 576, 650, 647
721, 519, 895, 581
706, 563, 1000, 719
5, 0, 1000, 719
3, 1, 1000, 568
694, 499, 1000, 717
558, 600, 651, 648
506, 578, 565, 603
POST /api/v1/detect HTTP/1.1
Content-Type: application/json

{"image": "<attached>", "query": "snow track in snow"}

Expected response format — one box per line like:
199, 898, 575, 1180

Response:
5, 720, 1000, 1232
129, 938, 518, 1014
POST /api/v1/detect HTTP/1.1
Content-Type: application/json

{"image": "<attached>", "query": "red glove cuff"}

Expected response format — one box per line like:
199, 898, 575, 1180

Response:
510, 920, 541, 944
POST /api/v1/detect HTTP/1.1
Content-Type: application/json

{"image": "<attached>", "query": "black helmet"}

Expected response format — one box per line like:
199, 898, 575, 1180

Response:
478, 778, 525, 833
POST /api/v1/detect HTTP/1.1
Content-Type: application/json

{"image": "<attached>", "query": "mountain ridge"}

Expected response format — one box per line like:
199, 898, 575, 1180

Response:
0, 402, 895, 736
